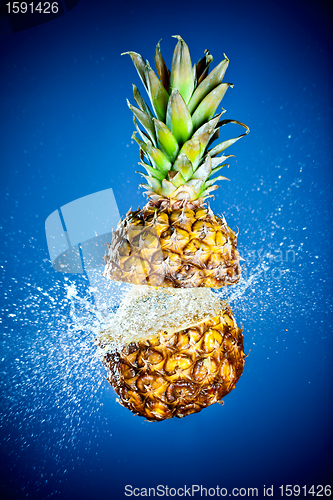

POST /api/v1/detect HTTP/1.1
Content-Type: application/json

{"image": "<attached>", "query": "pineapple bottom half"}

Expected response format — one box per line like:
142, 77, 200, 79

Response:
97, 288, 245, 421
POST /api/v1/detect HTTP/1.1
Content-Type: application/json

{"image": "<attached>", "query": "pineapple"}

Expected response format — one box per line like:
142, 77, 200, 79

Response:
97, 287, 245, 421
103, 36, 249, 288
98, 37, 248, 420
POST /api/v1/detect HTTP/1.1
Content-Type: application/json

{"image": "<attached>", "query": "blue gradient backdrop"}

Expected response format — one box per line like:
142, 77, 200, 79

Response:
0, 0, 332, 499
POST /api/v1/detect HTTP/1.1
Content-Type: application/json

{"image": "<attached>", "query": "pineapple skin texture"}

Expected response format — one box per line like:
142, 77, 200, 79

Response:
99, 306, 245, 421
103, 198, 241, 288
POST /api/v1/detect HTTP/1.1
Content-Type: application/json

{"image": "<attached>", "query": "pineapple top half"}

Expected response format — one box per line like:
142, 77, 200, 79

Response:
124, 35, 249, 202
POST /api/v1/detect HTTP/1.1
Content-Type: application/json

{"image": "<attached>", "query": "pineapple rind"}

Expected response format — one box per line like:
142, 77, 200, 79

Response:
103, 198, 241, 288
97, 300, 245, 421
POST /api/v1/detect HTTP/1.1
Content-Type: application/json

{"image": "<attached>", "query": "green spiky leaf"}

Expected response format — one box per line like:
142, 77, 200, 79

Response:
210, 163, 229, 177
169, 36, 195, 105
200, 184, 219, 198
140, 183, 160, 196
132, 132, 171, 174
153, 119, 179, 162
138, 161, 165, 182
166, 89, 193, 146
127, 100, 156, 144
188, 56, 229, 114
192, 155, 212, 179
122, 51, 148, 90
145, 63, 169, 122
137, 172, 162, 192
185, 178, 206, 196
188, 113, 223, 165
161, 179, 177, 197
208, 120, 250, 156
191, 83, 231, 131
140, 140, 171, 174
154, 40, 170, 92
173, 153, 193, 181
179, 139, 201, 169
205, 175, 229, 188
168, 171, 186, 188
196, 50, 214, 86
210, 154, 233, 169
132, 84, 154, 118
132, 121, 151, 144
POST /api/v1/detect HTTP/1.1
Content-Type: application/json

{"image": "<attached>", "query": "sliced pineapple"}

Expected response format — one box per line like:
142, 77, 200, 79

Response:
97, 292, 245, 421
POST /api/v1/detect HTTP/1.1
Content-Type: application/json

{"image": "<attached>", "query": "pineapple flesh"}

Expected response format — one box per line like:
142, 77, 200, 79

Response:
103, 36, 249, 288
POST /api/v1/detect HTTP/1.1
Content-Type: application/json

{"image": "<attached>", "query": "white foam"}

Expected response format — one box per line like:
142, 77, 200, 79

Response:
98, 285, 224, 344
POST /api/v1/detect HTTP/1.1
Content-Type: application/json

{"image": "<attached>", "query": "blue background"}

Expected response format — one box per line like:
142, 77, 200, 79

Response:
0, 0, 332, 498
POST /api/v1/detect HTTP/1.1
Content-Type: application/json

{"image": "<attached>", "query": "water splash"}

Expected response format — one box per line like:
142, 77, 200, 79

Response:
0, 272, 127, 496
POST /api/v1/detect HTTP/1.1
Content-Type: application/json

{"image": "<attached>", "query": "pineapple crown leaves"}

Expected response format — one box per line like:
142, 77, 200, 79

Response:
123, 36, 249, 201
